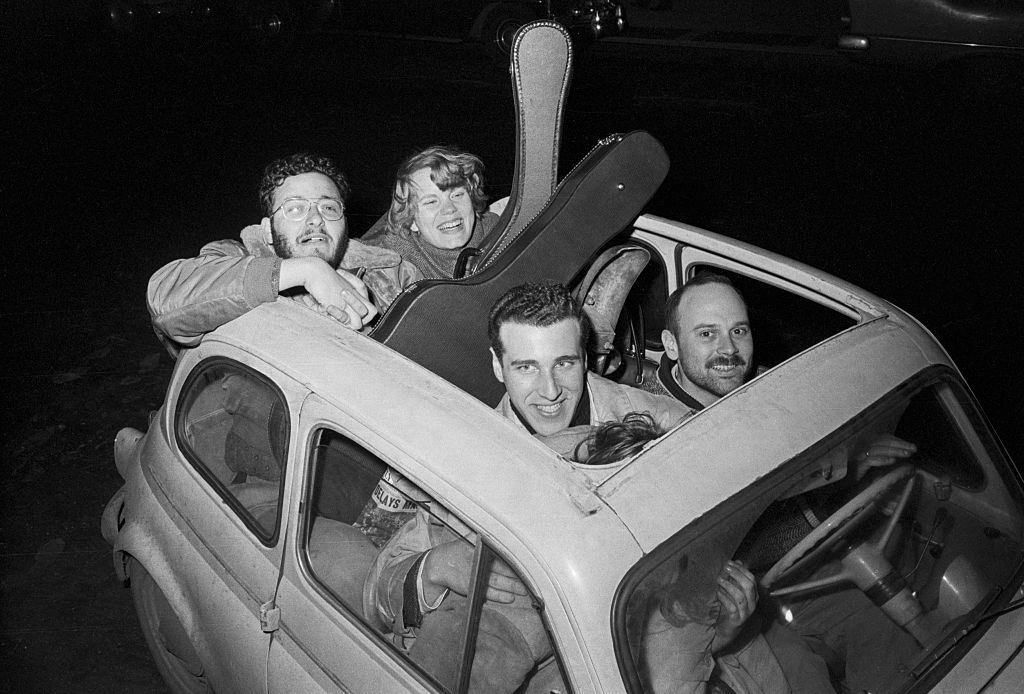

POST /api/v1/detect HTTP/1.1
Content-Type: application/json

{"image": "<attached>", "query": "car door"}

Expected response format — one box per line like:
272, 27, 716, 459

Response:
624, 0, 846, 49
262, 394, 428, 692
266, 393, 572, 693
157, 348, 303, 690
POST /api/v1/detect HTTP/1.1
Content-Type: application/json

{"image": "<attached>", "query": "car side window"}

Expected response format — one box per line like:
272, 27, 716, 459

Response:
619, 260, 856, 370
176, 360, 288, 540
697, 265, 856, 370
631, 244, 669, 350
303, 427, 569, 693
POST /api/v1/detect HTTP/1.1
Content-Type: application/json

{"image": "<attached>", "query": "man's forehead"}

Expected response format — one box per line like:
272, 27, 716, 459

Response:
274, 172, 340, 201
677, 284, 748, 326
499, 319, 583, 357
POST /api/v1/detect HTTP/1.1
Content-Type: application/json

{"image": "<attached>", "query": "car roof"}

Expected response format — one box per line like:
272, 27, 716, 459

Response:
202, 299, 635, 548
203, 292, 952, 557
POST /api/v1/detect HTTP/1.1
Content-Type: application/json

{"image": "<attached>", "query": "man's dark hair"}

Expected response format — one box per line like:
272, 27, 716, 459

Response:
664, 271, 746, 336
488, 283, 589, 360
576, 412, 664, 465
258, 153, 351, 218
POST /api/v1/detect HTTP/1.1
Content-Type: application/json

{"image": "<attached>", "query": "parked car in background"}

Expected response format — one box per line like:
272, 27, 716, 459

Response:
841, 0, 1024, 65
98, 0, 324, 42
97, 0, 626, 55
334, 0, 624, 54
622, 0, 1023, 70
102, 171, 1024, 692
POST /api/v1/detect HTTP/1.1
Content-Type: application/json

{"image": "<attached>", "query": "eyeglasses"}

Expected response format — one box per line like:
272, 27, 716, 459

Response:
272, 197, 345, 221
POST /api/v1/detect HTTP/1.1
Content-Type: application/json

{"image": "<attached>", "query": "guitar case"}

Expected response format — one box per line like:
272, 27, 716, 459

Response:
365, 20, 571, 264
481, 21, 573, 264
454, 20, 573, 277
369, 21, 669, 406
371, 130, 670, 406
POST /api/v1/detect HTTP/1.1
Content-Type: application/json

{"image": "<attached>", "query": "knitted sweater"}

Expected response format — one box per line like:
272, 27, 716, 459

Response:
362, 211, 499, 280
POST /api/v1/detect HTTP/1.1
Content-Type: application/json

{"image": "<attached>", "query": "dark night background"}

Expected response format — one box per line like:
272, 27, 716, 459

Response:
2, 1, 1022, 690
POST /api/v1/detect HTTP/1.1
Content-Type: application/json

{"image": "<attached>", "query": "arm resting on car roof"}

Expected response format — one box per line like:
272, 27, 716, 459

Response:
147, 239, 281, 355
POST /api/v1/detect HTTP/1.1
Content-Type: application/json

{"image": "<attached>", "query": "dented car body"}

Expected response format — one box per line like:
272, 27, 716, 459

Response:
103, 209, 1024, 692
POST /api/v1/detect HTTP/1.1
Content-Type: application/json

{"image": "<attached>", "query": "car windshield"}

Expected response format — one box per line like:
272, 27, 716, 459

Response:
614, 369, 1024, 693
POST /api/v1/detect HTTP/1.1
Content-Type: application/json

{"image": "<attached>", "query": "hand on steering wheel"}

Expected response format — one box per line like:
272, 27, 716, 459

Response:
761, 465, 916, 593
760, 465, 934, 644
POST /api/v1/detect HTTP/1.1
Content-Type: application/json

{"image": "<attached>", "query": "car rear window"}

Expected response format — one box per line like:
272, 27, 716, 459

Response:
175, 359, 288, 541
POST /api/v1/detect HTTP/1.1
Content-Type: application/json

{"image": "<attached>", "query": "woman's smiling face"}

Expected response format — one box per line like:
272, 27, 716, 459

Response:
409, 167, 477, 250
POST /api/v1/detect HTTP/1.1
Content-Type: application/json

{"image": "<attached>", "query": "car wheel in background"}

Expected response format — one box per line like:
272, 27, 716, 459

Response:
129, 559, 213, 694
474, 2, 542, 58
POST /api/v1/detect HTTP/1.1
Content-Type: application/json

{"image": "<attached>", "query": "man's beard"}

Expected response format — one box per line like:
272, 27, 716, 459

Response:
271, 218, 347, 269
682, 353, 753, 398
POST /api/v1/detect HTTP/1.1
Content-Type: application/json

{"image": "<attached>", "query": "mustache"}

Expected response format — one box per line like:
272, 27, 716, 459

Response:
706, 355, 746, 369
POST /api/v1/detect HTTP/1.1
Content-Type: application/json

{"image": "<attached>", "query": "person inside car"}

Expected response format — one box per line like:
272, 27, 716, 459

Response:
489, 282, 692, 436
556, 412, 823, 694
362, 283, 771, 692
651, 270, 757, 408
360, 145, 499, 279
532, 410, 667, 464
147, 152, 422, 356
657, 270, 922, 693
572, 410, 662, 464
657, 271, 917, 481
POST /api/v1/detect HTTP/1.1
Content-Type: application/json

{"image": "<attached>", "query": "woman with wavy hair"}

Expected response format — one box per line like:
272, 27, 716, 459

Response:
363, 145, 499, 280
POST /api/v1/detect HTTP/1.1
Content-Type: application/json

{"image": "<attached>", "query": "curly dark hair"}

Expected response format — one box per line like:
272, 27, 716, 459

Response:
386, 145, 488, 236
488, 283, 589, 360
258, 153, 351, 218
576, 412, 664, 465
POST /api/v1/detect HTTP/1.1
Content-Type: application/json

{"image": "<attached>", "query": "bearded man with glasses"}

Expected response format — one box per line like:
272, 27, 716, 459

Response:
148, 152, 422, 357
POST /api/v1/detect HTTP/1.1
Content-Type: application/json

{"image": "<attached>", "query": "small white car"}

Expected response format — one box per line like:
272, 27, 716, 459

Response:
103, 207, 1024, 692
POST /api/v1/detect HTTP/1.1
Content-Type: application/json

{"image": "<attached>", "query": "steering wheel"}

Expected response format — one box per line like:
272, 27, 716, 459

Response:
760, 465, 934, 643
761, 465, 915, 590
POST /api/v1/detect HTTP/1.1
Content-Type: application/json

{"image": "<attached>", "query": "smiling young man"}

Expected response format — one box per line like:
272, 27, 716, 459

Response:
362, 284, 702, 693
488, 283, 691, 438
148, 153, 421, 356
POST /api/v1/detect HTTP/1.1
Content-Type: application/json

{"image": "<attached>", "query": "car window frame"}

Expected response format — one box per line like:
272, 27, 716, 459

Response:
625, 227, 869, 357
610, 364, 1024, 692
174, 355, 290, 547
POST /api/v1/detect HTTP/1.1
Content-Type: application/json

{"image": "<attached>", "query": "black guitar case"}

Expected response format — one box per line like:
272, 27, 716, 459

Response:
371, 130, 670, 406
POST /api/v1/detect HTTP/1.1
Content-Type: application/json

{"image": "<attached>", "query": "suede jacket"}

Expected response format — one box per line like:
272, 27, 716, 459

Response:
147, 224, 422, 356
